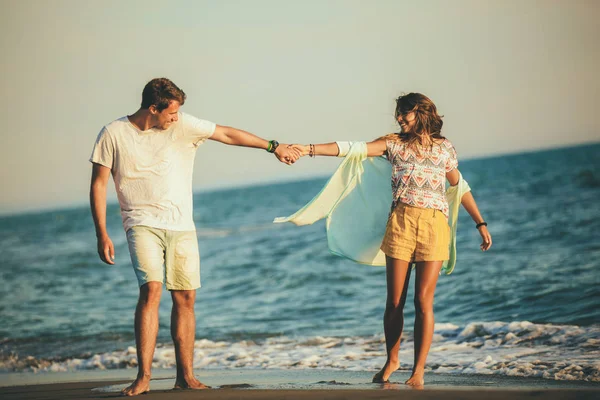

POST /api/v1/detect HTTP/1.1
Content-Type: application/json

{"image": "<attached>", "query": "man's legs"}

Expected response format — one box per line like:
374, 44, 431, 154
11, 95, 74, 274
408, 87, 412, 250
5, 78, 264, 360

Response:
164, 230, 207, 389
171, 289, 209, 389
122, 281, 162, 396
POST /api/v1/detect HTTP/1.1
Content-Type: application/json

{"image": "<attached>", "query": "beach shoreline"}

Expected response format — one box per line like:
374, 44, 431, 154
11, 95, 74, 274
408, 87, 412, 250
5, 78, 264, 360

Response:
2, 383, 600, 400
1, 369, 599, 399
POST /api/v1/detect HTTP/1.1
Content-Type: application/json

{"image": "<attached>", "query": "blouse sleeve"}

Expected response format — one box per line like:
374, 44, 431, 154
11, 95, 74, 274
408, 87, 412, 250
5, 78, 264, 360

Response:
445, 140, 458, 172
384, 139, 393, 161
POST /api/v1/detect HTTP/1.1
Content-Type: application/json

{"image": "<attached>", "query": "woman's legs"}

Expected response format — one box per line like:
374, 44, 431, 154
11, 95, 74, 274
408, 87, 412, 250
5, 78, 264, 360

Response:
406, 260, 443, 386
372, 256, 412, 383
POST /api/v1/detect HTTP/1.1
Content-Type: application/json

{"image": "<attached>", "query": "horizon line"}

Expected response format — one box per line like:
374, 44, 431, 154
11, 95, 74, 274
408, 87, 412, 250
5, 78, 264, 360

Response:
1, 140, 598, 219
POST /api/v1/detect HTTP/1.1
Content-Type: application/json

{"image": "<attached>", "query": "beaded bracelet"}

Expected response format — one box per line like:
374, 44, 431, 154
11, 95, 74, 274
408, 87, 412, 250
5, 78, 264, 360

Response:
309, 144, 315, 158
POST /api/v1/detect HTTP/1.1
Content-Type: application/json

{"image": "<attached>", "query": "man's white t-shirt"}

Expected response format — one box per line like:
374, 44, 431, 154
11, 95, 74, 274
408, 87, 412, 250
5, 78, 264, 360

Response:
90, 112, 216, 232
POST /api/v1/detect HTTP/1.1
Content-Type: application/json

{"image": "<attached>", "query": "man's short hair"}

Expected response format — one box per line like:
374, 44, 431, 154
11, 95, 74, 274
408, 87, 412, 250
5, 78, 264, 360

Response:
141, 78, 186, 111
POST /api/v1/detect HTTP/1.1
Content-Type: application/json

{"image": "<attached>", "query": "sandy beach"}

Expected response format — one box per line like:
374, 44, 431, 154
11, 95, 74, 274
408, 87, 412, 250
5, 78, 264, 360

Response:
1, 369, 599, 400
2, 383, 600, 400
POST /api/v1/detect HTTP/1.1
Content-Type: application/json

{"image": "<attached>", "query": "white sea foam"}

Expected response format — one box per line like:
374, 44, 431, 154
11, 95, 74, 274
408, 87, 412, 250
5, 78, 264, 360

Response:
2, 321, 599, 382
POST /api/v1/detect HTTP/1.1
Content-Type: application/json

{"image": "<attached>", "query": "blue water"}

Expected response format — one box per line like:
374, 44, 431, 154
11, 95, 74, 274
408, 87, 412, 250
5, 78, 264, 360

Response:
1, 143, 599, 376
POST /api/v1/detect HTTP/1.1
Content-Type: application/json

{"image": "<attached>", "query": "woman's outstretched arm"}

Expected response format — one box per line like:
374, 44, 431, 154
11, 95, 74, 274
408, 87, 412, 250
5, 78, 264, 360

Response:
446, 168, 492, 251
294, 142, 340, 156
366, 139, 387, 157
292, 139, 387, 157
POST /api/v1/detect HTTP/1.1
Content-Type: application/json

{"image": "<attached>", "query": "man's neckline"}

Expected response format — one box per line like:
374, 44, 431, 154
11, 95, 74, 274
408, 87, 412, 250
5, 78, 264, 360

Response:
126, 115, 156, 134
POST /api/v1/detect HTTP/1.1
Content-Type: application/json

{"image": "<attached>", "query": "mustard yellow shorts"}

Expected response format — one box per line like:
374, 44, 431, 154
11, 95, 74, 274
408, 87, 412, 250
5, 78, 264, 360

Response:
380, 203, 450, 262
126, 225, 201, 291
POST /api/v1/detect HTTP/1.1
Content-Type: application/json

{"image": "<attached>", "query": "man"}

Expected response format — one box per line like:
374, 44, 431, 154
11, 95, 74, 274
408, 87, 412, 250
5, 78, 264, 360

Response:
89, 78, 299, 396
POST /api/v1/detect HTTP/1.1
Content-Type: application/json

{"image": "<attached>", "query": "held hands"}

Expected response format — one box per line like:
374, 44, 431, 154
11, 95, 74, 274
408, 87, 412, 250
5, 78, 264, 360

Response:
274, 144, 307, 165
478, 225, 492, 251
97, 234, 115, 265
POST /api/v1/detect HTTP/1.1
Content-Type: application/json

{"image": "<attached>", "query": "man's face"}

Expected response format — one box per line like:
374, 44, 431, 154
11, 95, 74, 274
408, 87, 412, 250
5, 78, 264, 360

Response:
152, 100, 180, 130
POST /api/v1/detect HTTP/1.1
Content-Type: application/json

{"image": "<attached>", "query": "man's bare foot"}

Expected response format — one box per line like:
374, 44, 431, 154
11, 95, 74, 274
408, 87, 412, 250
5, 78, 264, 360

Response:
173, 376, 211, 390
372, 360, 400, 383
405, 370, 424, 386
121, 375, 150, 397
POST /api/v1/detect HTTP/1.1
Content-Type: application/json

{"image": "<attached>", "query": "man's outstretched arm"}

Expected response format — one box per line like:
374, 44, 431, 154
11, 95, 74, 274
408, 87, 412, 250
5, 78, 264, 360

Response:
209, 125, 301, 165
90, 163, 115, 265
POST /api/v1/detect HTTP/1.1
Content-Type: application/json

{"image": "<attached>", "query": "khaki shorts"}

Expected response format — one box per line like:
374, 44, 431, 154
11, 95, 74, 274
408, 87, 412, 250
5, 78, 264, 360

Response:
380, 203, 450, 262
126, 226, 201, 291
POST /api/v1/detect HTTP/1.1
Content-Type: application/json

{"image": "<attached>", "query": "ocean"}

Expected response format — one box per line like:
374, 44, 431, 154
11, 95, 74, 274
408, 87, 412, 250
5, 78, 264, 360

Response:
1, 143, 599, 382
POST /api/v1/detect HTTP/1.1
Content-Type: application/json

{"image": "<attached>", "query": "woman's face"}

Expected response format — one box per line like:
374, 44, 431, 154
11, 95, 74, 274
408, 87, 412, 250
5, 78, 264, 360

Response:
397, 111, 416, 133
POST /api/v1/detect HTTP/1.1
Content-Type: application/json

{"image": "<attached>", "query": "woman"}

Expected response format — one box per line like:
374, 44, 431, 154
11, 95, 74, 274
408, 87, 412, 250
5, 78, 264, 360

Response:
292, 93, 492, 386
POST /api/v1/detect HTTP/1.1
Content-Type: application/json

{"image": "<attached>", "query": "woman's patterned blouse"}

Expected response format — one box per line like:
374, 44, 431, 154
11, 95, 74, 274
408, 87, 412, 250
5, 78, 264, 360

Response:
385, 138, 458, 218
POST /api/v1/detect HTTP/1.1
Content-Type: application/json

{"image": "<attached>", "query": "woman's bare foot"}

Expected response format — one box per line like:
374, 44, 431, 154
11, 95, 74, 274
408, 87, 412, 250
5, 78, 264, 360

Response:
372, 360, 400, 383
405, 370, 424, 386
173, 376, 211, 390
121, 375, 151, 397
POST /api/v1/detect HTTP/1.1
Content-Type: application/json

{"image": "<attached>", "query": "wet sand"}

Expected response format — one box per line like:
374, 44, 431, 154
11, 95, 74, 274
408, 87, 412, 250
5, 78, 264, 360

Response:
1, 369, 599, 400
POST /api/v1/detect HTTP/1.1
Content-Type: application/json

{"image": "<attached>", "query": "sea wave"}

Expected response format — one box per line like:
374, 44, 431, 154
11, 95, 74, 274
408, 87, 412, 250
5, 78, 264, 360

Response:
2, 321, 598, 382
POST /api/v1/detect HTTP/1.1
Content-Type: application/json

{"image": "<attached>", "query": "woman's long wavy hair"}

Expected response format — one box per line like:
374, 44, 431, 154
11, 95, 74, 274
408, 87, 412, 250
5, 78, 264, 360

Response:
382, 93, 445, 151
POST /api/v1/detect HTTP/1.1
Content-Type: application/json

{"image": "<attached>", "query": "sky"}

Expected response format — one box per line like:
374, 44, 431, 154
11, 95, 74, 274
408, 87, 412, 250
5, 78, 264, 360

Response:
0, 0, 598, 215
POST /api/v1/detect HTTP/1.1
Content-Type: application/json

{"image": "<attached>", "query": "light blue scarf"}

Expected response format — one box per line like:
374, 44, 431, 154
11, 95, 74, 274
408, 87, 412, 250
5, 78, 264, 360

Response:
274, 142, 470, 274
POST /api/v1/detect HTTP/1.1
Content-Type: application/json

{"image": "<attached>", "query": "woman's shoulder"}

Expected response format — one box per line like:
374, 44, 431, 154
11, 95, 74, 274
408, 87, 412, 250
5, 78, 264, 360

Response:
380, 133, 401, 140
380, 133, 404, 145
437, 138, 455, 149
437, 138, 458, 159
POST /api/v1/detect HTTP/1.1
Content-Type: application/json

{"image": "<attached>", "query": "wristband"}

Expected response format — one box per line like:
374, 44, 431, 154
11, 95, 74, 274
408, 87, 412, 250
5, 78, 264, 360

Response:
267, 140, 279, 153
476, 222, 488, 229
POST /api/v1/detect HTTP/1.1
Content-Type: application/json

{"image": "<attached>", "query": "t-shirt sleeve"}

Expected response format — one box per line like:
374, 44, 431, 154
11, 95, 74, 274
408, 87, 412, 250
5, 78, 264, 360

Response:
445, 140, 459, 172
89, 127, 114, 169
181, 112, 216, 145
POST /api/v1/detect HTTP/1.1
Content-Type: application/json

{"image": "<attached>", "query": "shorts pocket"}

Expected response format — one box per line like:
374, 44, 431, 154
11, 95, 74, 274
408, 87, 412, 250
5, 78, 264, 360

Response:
174, 235, 199, 272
